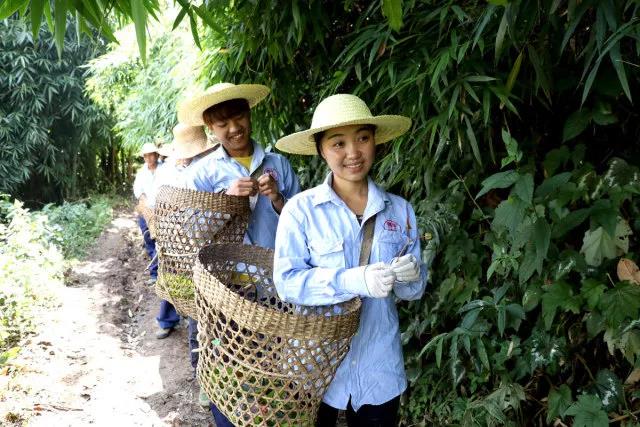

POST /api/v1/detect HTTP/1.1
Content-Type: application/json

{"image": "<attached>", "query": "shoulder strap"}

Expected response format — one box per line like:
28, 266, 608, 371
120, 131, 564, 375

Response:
359, 214, 376, 266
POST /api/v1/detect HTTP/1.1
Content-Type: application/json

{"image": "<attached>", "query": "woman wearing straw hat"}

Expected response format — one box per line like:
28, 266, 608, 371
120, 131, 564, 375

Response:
273, 94, 427, 426
133, 142, 161, 286
178, 83, 300, 249
148, 123, 218, 406
178, 83, 300, 425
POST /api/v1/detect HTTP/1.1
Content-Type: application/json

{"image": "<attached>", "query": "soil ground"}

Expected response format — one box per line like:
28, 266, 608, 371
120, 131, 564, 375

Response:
0, 210, 213, 426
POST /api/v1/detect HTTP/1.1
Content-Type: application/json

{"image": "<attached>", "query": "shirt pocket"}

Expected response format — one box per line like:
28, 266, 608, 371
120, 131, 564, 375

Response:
308, 238, 346, 269
376, 230, 407, 262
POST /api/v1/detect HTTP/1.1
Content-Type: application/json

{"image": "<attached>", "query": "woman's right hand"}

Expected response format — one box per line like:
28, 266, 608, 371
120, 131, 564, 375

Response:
225, 177, 258, 197
363, 262, 396, 298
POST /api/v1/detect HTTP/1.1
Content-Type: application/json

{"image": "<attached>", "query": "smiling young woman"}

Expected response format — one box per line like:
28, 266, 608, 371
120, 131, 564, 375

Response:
274, 94, 428, 426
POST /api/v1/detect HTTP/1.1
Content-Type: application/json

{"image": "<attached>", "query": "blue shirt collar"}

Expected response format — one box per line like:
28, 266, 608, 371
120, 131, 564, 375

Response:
211, 139, 265, 173
312, 173, 389, 216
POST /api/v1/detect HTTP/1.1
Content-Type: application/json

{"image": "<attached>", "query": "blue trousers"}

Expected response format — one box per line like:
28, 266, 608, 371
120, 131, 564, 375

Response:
210, 402, 234, 427
137, 216, 158, 279
156, 299, 180, 329
188, 317, 199, 372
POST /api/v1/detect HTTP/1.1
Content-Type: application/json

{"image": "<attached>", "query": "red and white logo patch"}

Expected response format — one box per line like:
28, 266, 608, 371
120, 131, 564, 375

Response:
264, 167, 279, 181
384, 219, 400, 231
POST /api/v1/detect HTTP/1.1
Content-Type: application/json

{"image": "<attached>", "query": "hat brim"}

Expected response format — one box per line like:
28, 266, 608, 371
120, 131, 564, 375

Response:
178, 84, 270, 126
139, 149, 159, 156
170, 137, 216, 159
275, 115, 412, 155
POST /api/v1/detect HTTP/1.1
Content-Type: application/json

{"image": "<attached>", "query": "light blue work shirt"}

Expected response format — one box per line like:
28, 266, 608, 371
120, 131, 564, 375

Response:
185, 140, 300, 249
273, 174, 427, 411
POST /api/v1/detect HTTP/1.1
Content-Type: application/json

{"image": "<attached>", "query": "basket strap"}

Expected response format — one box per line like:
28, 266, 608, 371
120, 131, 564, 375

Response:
358, 214, 376, 266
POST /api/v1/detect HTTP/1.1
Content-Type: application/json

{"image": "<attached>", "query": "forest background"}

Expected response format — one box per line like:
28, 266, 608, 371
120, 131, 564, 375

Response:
1, 0, 640, 425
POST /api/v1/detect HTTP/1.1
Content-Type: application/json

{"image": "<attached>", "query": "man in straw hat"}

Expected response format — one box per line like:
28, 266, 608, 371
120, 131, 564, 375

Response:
178, 82, 300, 248
273, 94, 427, 426
178, 83, 300, 424
133, 142, 161, 287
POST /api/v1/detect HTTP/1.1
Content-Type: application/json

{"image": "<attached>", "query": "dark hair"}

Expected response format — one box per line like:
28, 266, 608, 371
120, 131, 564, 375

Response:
312, 124, 377, 157
202, 98, 250, 126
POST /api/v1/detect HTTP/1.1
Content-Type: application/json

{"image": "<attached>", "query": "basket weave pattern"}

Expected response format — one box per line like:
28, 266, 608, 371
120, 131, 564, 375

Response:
194, 244, 361, 426
154, 186, 250, 318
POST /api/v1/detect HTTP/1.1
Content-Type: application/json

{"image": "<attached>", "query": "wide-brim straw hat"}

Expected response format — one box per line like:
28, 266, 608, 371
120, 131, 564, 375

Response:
177, 83, 270, 126
171, 123, 214, 159
275, 94, 412, 155
139, 142, 160, 156
158, 144, 174, 157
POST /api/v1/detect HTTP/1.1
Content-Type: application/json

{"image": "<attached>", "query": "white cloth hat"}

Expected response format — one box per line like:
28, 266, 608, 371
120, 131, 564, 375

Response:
177, 83, 270, 126
139, 142, 160, 156
275, 94, 411, 155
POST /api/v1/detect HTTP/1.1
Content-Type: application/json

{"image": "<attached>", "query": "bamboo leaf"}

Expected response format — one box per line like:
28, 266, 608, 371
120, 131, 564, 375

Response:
30, 0, 45, 39
494, 6, 508, 61
189, 12, 201, 49
54, 0, 67, 59
0, 0, 28, 20
505, 50, 524, 94
172, 6, 188, 30
131, 0, 147, 63
381, 0, 403, 32
464, 115, 481, 165
609, 42, 632, 102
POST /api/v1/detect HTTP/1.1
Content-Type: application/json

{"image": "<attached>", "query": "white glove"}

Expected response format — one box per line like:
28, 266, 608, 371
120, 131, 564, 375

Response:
390, 254, 421, 283
363, 262, 396, 298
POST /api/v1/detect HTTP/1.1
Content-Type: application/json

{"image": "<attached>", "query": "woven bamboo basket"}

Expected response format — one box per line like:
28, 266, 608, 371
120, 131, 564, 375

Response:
194, 243, 362, 426
135, 200, 156, 239
154, 186, 250, 319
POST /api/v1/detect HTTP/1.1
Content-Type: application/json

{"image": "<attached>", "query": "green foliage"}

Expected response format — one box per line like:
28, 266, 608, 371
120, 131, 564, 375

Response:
0, 194, 114, 365
0, 18, 123, 202
85, 15, 200, 151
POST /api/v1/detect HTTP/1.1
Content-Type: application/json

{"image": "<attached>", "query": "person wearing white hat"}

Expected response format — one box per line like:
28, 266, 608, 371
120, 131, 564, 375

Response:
133, 142, 161, 286
273, 94, 427, 426
178, 83, 300, 425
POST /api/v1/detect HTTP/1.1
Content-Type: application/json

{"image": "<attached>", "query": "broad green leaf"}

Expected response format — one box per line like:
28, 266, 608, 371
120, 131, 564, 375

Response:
512, 173, 533, 205
562, 109, 592, 142
500, 129, 522, 168
535, 172, 572, 200
601, 282, 640, 326
476, 170, 518, 198
541, 281, 581, 330
565, 394, 608, 427
493, 197, 527, 235
543, 147, 570, 176
476, 338, 490, 369
590, 199, 617, 236
580, 279, 606, 311
131, 0, 147, 63
547, 384, 573, 424
533, 218, 551, 274
519, 242, 537, 284
580, 221, 632, 267
522, 282, 542, 311
505, 50, 524, 94
593, 369, 622, 411
552, 208, 590, 238
381, 0, 403, 32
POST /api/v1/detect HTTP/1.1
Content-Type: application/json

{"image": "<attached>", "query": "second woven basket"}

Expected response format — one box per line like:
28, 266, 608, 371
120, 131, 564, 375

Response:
194, 243, 361, 426
154, 185, 250, 318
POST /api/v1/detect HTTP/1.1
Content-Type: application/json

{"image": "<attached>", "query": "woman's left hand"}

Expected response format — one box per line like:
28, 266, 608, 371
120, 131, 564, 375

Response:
390, 254, 420, 283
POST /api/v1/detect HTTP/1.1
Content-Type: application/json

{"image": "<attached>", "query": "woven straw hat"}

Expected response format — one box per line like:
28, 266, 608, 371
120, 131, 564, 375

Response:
177, 83, 270, 126
171, 123, 213, 159
158, 144, 174, 157
275, 94, 411, 155
139, 142, 160, 156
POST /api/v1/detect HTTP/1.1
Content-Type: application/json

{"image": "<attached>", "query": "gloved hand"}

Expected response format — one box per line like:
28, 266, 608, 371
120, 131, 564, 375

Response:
363, 262, 396, 298
390, 254, 421, 283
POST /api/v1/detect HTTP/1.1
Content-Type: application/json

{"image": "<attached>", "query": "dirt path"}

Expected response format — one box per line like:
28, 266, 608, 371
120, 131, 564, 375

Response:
0, 210, 213, 426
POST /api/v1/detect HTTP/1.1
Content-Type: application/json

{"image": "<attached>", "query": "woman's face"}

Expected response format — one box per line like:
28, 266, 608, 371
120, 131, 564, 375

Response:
319, 124, 375, 184
143, 152, 159, 169
207, 111, 252, 155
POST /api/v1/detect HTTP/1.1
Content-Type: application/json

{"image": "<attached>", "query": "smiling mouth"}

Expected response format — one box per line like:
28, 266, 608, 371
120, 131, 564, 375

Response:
344, 162, 364, 170
229, 133, 244, 142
